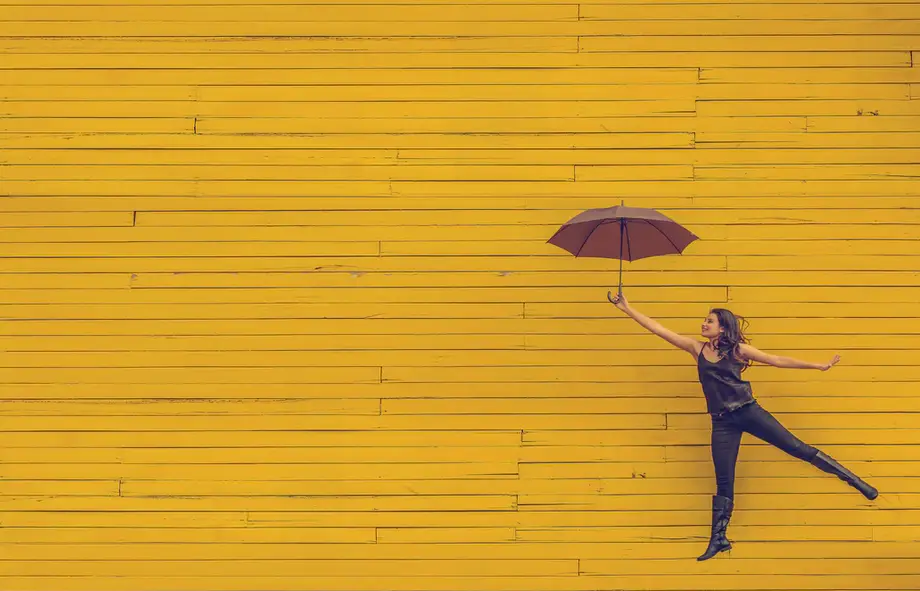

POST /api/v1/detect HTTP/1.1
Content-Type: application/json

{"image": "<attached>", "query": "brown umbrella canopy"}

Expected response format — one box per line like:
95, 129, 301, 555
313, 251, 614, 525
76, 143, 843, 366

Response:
547, 204, 699, 296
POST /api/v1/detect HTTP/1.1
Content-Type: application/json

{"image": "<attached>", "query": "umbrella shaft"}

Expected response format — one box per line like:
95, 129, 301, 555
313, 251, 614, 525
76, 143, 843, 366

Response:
618, 219, 624, 296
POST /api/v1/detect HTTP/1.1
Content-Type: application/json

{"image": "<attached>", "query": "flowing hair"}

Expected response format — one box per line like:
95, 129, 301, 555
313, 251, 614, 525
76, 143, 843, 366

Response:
710, 308, 752, 372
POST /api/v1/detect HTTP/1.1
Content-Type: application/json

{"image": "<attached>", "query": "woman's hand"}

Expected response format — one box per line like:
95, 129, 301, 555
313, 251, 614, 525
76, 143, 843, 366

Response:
820, 354, 841, 371
607, 290, 630, 312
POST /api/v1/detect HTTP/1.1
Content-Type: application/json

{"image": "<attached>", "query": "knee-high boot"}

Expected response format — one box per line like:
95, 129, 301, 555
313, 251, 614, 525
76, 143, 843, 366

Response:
697, 494, 733, 561
811, 451, 878, 500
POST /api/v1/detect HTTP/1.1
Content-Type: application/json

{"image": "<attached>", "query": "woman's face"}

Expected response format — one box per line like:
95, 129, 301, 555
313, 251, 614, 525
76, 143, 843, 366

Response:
701, 313, 723, 339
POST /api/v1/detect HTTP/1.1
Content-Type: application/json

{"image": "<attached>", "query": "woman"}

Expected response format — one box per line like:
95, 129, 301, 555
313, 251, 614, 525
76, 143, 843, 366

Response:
607, 291, 878, 561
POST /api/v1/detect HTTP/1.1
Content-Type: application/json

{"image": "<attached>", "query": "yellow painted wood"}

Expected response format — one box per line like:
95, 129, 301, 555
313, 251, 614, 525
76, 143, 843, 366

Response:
2, 2, 917, 589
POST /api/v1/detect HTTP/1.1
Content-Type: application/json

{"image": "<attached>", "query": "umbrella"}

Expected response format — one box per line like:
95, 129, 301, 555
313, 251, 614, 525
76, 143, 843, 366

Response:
546, 202, 699, 299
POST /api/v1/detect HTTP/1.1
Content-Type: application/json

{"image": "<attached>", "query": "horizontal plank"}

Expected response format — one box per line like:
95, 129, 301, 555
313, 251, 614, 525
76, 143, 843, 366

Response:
0, 446, 527, 464
382, 396, 920, 415
1, 20, 913, 38
0, 118, 194, 133
702, 67, 920, 84
583, 3, 919, 19
0, 48, 908, 68
0, 67, 696, 85
697, 131, 920, 148
0, 574, 916, 591
0, 398, 384, 416
0, 286, 720, 304
0, 462, 520, 479
0, 541, 917, 560
382, 365, 920, 383
0, 212, 132, 227
808, 114, 920, 132
0, 495, 519, 513
195, 117, 694, 135
0, 413, 664, 432
0, 302, 528, 319
2, 147, 919, 167
0, 527, 377, 544
0, 379, 912, 401
0, 132, 694, 151
0, 5, 578, 21
0, 558, 578, 577
133, 208, 920, 226
0, 35, 581, 52
0, 100, 695, 119
0, 430, 523, 448
1, 348, 895, 368
1, 396, 912, 419
697, 99, 920, 117
519, 459, 909, 480
1, 163, 577, 181
1, 222, 917, 243
377, 528, 515, 543
583, 35, 920, 52
0, 366, 381, 384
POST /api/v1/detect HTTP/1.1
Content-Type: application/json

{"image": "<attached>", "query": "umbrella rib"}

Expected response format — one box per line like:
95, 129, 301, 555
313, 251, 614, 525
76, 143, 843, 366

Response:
625, 219, 633, 262
647, 219, 683, 253
573, 220, 608, 258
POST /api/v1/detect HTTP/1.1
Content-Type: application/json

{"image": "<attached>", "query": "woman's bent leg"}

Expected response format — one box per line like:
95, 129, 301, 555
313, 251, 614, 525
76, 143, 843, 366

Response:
738, 403, 878, 500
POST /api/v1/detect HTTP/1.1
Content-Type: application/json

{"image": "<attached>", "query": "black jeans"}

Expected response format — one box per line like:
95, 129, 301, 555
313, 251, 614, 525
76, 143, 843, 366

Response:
711, 401, 819, 499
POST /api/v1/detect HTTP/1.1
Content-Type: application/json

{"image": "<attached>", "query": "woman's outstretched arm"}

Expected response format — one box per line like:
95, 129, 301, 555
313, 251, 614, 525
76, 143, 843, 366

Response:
608, 291, 701, 357
739, 343, 840, 371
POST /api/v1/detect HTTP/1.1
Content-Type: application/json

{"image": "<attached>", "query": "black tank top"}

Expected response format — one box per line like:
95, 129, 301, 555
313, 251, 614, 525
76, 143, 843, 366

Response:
697, 345, 755, 415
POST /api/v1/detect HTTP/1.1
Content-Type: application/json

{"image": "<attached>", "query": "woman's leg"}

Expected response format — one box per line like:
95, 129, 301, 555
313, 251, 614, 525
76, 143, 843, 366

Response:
736, 403, 878, 500
698, 416, 742, 561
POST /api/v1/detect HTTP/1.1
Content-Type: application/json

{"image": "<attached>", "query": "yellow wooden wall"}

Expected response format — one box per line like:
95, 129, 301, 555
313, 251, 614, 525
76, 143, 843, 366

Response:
1, 0, 919, 589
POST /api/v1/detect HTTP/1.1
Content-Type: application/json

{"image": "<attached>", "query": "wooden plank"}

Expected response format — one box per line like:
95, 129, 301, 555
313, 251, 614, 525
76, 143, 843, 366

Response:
0, 367, 380, 385
0, 496, 520, 513
808, 114, 920, 132
697, 131, 920, 148
0, 302, 526, 319
134, 208, 920, 226
0, 462, 520, 479
0, 50, 907, 68
196, 117, 694, 135
702, 67, 920, 85
0, 559, 578, 577
0, 132, 696, 150
697, 99, 920, 117
0, 379, 913, 401
196, 85, 695, 102
583, 35, 920, 52
0, 35, 581, 53
0, 413, 663, 432
1, 164, 576, 182
0, 398, 383, 416
126, 271, 920, 290
0, 213, 133, 227
0, 100, 696, 119
583, 3, 919, 19
0, 118, 194, 133
0, 540, 917, 560
0, 68, 696, 85
0, 527, 378, 544
382, 365, 920, 383
0, 5, 579, 21
0, 286, 718, 304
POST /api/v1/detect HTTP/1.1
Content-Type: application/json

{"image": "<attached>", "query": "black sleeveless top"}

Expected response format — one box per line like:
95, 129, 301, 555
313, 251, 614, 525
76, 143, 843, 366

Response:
697, 345, 755, 415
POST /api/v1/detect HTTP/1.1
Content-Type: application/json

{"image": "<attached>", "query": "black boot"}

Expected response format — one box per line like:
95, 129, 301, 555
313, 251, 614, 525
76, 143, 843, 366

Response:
697, 495, 733, 561
811, 451, 878, 500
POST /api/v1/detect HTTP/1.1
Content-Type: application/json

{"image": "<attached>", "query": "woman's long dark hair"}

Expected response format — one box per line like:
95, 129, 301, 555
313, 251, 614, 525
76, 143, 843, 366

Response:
710, 308, 752, 371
